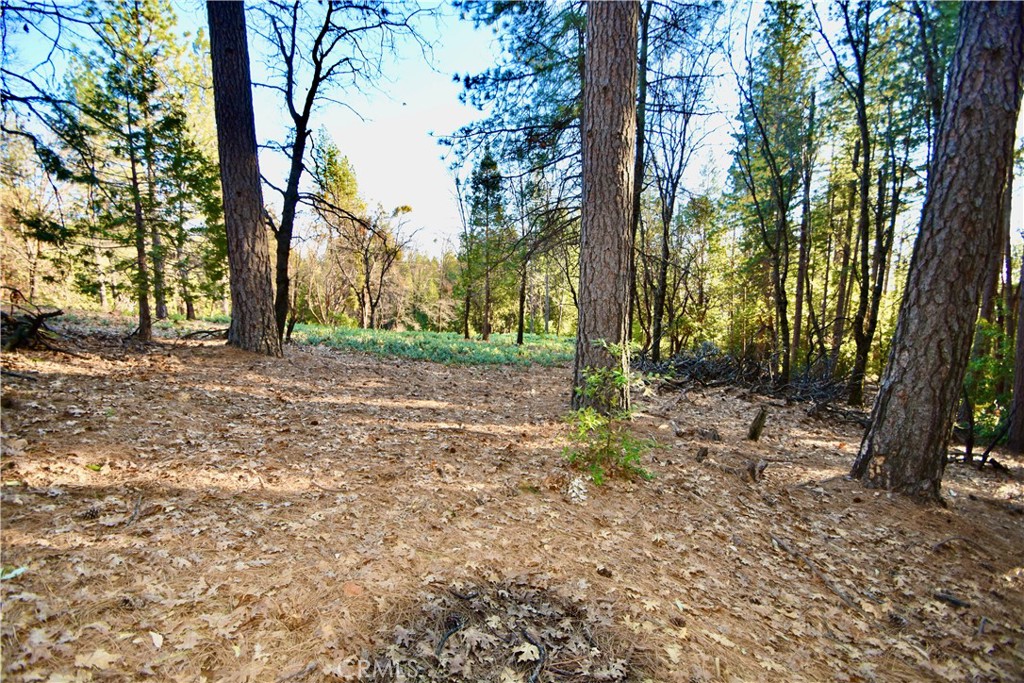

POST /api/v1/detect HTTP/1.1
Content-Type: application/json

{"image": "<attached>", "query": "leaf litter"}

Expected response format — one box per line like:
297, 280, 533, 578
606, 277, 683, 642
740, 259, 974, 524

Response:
0, 330, 1022, 682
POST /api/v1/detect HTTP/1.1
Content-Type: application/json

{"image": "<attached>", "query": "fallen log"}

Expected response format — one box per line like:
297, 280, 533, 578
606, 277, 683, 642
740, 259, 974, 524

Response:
1, 309, 64, 352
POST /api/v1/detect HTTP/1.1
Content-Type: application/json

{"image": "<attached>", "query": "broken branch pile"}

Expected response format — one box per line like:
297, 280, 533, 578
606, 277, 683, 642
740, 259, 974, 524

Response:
1, 289, 64, 353
636, 343, 849, 405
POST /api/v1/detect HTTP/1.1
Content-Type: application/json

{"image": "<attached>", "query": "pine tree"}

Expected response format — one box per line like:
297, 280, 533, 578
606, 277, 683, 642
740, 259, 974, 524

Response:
573, 0, 639, 413
850, 1, 1024, 500
467, 149, 506, 341
68, 0, 195, 339
207, 0, 282, 356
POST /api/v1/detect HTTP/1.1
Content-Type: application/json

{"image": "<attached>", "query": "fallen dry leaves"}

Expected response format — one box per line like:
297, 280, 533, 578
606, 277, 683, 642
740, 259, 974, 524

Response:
0, 330, 1022, 682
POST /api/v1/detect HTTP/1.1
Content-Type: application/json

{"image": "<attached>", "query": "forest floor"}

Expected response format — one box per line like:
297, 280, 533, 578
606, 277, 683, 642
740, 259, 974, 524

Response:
1, 324, 1023, 682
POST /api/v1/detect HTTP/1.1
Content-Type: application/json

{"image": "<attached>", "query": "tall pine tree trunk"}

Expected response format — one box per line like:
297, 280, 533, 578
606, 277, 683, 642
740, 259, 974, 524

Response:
207, 0, 282, 357
850, 1, 1024, 500
1008, 252, 1024, 452
128, 148, 152, 342
145, 148, 168, 320
573, 0, 639, 412
516, 259, 528, 345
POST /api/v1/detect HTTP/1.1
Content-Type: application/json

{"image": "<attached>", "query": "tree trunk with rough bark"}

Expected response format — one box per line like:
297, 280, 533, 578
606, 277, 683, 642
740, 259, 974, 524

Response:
572, 0, 639, 412
1008, 251, 1024, 452
128, 148, 152, 342
207, 1, 282, 357
850, 1, 1024, 500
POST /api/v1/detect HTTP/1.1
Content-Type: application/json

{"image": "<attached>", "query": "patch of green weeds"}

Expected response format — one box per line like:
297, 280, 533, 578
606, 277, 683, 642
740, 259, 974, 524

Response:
289, 325, 573, 367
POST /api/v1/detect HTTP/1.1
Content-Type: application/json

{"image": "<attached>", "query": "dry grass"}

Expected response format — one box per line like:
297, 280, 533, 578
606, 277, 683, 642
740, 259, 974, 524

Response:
1, 333, 1022, 682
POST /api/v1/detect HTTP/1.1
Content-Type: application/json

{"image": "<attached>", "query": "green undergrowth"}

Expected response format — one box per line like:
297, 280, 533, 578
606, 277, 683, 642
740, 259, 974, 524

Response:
290, 324, 574, 367
563, 346, 660, 485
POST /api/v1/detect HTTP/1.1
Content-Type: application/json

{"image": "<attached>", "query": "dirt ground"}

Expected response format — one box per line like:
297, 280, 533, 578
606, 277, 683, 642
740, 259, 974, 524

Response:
1, 331, 1022, 682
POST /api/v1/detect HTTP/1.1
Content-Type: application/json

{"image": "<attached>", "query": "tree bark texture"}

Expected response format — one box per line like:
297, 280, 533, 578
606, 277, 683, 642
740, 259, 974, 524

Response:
850, 1, 1024, 499
128, 150, 152, 342
573, 0, 639, 412
207, 1, 282, 357
1008, 249, 1024, 452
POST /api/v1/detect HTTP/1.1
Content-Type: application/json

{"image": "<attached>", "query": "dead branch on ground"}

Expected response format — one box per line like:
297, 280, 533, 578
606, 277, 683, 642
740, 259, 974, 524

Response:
769, 533, 865, 616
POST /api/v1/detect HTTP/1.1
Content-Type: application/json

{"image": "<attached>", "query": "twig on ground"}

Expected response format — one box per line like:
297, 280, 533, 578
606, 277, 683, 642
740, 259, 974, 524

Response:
790, 475, 847, 491
309, 479, 346, 494
522, 629, 547, 683
931, 536, 986, 554
125, 493, 144, 527
181, 328, 229, 340
435, 613, 465, 657
276, 661, 317, 682
38, 338, 89, 359
933, 591, 970, 608
770, 533, 864, 615
634, 410, 675, 421
1, 369, 37, 381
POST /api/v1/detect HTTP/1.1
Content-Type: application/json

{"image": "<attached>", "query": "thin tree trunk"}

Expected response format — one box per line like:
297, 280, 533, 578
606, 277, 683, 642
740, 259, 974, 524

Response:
830, 151, 858, 375
910, 0, 945, 167
772, 213, 791, 383
792, 91, 816, 376
176, 242, 196, 321
1008, 254, 1024, 452
146, 156, 167, 320
628, 1, 652, 344
516, 259, 527, 345
996, 162, 1016, 398
845, 3, 875, 406
128, 149, 152, 342
274, 133, 309, 338
651, 199, 671, 363
851, 1, 1024, 498
544, 265, 550, 334
93, 242, 108, 310
483, 220, 492, 341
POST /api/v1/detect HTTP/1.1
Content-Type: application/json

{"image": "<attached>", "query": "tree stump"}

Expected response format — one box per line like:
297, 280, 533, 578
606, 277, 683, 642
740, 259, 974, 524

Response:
747, 406, 767, 441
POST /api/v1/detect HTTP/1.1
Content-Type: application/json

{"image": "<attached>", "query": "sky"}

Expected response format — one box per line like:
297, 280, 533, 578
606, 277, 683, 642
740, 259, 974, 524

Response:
151, 2, 498, 259
245, 5, 500, 259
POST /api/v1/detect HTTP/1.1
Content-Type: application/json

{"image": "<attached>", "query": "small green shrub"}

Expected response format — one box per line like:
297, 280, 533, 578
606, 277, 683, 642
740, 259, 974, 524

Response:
563, 407, 656, 485
563, 347, 658, 485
